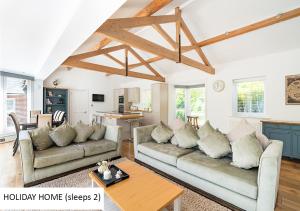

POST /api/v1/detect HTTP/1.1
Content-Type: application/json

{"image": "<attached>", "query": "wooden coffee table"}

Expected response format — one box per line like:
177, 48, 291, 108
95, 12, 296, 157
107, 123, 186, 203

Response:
89, 159, 184, 211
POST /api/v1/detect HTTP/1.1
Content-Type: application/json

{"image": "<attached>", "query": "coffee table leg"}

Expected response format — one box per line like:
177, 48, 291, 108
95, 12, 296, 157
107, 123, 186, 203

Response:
174, 195, 182, 211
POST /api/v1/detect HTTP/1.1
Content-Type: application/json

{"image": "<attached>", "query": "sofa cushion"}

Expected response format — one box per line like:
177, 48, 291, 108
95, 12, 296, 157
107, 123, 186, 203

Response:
227, 119, 271, 149
29, 125, 53, 151
49, 123, 76, 146
197, 130, 231, 158
177, 151, 258, 199
231, 133, 263, 169
174, 123, 199, 148
137, 142, 194, 166
73, 122, 94, 143
89, 124, 106, 140
151, 121, 174, 143
34, 144, 84, 168
78, 139, 117, 156
197, 120, 215, 139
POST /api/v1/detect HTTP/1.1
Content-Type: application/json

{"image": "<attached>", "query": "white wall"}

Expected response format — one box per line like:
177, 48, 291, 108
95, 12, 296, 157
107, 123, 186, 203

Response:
44, 67, 120, 122
114, 48, 300, 132
167, 48, 300, 132
33, 79, 43, 111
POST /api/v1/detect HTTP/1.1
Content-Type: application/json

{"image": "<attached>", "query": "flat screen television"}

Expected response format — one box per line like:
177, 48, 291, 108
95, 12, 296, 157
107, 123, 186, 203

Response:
92, 94, 104, 102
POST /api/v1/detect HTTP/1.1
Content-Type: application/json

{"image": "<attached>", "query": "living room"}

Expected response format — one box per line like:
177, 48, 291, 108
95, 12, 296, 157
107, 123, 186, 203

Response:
0, 0, 300, 210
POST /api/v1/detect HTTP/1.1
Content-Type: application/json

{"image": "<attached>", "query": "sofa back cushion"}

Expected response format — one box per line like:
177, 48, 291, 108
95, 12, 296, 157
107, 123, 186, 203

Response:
89, 124, 106, 140
29, 125, 53, 150
231, 133, 263, 169
197, 120, 215, 139
151, 121, 173, 143
174, 123, 199, 148
227, 119, 271, 149
197, 130, 231, 158
73, 122, 94, 143
49, 123, 76, 146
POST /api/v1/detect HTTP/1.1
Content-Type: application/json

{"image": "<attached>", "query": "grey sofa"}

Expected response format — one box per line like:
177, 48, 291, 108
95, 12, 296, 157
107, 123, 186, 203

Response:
20, 125, 122, 186
134, 125, 283, 211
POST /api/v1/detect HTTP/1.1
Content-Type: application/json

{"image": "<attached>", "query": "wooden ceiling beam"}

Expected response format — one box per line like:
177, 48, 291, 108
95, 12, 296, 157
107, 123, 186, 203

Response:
96, 0, 172, 49
99, 29, 214, 74
152, 24, 177, 49
128, 47, 164, 79
190, 7, 300, 48
63, 59, 165, 82
98, 15, 178, 31
180, 17, 211, 67
104, 53, 125, 67
128, 56, 163, 69
175, 7, 181, 63
64, 45, 127, 63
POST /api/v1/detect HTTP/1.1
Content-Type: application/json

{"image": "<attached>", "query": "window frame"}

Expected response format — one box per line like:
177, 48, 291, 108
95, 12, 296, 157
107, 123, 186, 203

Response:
174, 84, 206, 124
232, 76, 266, 118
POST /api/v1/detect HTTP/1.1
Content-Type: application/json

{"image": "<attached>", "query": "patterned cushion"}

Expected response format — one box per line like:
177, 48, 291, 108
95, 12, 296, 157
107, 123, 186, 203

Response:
53, 110, 65, 122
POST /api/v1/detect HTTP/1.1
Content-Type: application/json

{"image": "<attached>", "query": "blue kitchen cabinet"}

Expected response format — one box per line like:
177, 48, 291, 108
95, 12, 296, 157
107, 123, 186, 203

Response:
262, 121, 300, 159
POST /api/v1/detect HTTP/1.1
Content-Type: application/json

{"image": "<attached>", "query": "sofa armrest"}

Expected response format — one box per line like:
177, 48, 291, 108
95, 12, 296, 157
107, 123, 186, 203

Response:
133, 124, 157, 157
104, 125, 122, 155
256, 140, 283, 211
19, 131, 35, 184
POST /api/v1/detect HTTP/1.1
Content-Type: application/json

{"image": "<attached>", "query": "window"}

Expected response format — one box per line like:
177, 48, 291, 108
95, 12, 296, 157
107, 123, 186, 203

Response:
139, 89, 151, 111
233, 77, 265, 117
0, 72, 33, 136
175, 85, 206, 125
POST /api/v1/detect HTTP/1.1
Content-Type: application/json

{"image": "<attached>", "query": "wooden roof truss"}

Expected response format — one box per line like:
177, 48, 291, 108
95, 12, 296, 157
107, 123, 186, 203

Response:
63, 5, 300, 82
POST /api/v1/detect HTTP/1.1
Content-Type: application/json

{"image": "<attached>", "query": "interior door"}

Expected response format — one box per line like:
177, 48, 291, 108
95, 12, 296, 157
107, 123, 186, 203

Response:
69, 89, 89, 125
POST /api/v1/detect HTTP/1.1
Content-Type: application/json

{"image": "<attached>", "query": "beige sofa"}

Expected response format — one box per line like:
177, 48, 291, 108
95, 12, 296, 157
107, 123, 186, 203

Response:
134, 125, 283, 211
20, 125, 122, 186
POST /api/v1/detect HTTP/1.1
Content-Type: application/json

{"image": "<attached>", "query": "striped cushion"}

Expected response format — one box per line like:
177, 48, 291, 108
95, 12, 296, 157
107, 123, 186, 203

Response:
53, 111, 65, 122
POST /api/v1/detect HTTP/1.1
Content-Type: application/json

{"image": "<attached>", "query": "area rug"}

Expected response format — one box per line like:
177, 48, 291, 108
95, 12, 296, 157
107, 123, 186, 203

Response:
35, 159, 230, 211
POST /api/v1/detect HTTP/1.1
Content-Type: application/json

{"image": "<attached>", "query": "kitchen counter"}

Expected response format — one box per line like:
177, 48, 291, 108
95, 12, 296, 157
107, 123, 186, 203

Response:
93, 111, 144, 140
103, 112, 144, 120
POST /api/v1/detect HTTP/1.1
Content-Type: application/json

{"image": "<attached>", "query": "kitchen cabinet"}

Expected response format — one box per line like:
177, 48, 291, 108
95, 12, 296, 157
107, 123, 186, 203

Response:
113, 88, 129, 112
262, 120, 300, 159
141, 83, 168, 125
128, 87, 140, 103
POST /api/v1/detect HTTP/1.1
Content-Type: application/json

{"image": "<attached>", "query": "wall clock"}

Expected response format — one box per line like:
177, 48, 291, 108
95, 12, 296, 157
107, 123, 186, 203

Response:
213, 80, 225, 92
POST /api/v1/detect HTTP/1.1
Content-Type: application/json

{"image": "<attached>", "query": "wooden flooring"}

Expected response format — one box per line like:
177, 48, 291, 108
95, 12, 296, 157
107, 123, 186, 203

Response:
0, 140, 299, 210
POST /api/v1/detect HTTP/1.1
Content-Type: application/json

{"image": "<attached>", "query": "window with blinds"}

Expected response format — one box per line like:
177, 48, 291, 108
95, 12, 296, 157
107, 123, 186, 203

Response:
233, 77, 265, 117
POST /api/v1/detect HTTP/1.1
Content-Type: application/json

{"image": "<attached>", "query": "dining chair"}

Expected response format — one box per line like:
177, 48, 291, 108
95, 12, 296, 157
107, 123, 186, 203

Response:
30, 110, 41, 123
37, 114, 53, 128
9, 112, 20, 156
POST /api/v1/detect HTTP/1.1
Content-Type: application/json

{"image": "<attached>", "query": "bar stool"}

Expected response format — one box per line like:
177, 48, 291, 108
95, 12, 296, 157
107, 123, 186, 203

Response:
126, 118, 142, 142
187, 115, 200, 129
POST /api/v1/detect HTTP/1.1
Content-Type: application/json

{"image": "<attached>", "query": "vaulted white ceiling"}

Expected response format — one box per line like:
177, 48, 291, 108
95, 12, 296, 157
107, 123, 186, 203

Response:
0, 0, 126, 78
1, 0, 300, 80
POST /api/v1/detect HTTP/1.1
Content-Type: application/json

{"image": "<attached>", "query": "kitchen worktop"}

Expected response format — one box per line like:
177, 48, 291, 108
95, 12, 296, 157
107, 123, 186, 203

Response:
94, 111, 144, 120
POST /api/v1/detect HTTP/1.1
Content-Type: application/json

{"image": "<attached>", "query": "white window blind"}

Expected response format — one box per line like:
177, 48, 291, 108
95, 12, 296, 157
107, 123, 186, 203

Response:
233, 77, 265, 117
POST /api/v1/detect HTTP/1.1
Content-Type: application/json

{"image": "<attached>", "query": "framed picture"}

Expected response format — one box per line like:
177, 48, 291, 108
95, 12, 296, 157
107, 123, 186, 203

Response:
286, 74, 300, 105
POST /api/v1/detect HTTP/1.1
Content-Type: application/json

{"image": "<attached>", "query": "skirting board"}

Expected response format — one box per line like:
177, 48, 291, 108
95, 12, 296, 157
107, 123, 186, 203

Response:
135, 158, 243, 211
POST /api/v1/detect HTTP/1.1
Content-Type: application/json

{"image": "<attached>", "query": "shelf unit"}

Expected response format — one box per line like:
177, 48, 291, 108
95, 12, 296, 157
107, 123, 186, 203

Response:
43, 87, 68, 120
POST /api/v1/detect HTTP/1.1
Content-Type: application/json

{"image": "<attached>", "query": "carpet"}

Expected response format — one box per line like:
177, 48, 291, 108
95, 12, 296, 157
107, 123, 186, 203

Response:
35, 159, 230, 211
